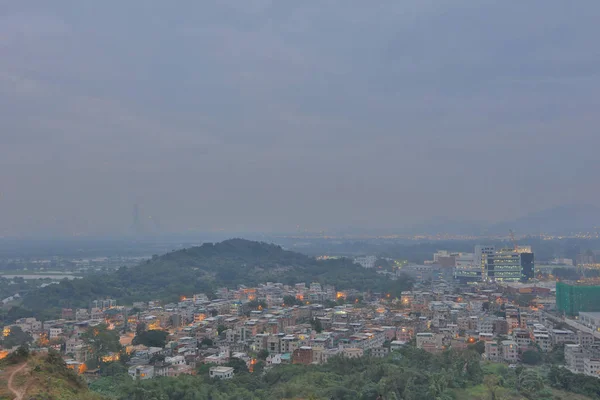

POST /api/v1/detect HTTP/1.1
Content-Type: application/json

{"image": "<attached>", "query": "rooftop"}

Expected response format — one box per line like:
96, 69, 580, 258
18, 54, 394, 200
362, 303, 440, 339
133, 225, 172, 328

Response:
210, 366, 234, 373
579, 312, 600, 319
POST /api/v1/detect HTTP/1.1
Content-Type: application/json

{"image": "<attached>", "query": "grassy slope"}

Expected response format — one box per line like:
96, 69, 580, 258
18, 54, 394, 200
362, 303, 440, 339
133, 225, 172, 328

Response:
0, 354, 106, 400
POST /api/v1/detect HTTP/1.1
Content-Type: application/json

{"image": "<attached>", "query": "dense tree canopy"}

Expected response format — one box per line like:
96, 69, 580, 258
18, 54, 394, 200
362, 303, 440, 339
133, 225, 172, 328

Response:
522, 349, 543, 365
132, 330, 170, 348
283, 295, 304, 307
548, 365, 600, 398
311, 318, 323, 333
91, 347, 486, 400
81, 324, 122, 365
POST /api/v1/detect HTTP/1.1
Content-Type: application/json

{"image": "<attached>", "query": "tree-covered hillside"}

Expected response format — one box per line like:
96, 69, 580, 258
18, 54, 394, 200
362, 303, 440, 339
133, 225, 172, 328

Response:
89, 346, 591, 400
91, 347, 483, 400
18, 239, 412, 319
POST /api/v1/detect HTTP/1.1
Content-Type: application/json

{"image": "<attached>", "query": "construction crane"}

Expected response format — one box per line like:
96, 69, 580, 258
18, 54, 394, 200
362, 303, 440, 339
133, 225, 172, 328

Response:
509, 229, 519, 252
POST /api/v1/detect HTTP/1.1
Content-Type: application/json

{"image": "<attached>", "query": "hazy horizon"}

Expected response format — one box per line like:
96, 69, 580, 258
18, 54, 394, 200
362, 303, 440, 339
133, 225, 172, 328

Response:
2, 1, 600, 236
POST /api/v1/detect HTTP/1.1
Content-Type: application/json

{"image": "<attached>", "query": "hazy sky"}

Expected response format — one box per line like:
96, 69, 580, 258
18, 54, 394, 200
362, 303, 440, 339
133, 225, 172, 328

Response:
1, 1, 600, 236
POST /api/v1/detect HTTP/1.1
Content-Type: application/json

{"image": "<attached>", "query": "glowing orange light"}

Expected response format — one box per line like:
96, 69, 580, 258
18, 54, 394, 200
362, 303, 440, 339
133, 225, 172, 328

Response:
101, 353, 120, 362
195, 314, 206, 322
249, 358, 257, 373
38, 333, 49, 347
147, 321, 161, 330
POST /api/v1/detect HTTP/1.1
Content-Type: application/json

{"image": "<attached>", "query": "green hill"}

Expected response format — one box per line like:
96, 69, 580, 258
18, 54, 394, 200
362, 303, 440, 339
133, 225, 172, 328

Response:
17, 239, 412, 319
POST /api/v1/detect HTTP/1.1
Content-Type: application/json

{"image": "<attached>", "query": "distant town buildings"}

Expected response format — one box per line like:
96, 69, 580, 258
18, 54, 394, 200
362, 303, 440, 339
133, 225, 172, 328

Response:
15, 240, 600, 385
354, 256, 376, 269
434, 244, 535, 283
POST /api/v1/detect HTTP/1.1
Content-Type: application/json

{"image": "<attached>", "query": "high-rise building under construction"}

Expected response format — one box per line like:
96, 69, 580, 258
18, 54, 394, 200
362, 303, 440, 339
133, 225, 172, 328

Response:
556, 281, 600, 316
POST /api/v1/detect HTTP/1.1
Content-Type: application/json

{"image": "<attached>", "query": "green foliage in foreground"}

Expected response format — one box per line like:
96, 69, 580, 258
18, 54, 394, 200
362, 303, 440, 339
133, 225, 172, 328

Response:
19, 239, 413, 319
92, 347, 484, 400
0, 349, 107, 400
90, 349, 596, 400
548, 365, 600, 399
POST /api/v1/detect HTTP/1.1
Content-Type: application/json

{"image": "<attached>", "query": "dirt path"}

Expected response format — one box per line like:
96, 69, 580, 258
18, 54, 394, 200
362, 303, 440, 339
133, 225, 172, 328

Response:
7, 362, 28, 400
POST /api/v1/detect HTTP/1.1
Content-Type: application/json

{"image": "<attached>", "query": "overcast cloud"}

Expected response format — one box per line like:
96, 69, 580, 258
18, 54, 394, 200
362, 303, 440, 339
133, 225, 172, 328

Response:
1, 0, 599, 236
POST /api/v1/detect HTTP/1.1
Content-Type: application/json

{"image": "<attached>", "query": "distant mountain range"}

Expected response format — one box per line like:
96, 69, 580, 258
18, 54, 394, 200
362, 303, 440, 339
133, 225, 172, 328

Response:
408, 204, 600, 235
491, 204, 600, 235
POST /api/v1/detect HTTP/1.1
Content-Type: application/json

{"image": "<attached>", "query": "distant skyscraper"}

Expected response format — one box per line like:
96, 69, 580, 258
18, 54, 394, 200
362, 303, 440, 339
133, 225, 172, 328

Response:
577, 250, 596, 266
453, 253, 477, 282
149, 215, 162, 233
475, 245, 496, 277
131, 204, 143, 235
454, 245, 495, 282
520, 252, 535, 281
483, 248, 535, 282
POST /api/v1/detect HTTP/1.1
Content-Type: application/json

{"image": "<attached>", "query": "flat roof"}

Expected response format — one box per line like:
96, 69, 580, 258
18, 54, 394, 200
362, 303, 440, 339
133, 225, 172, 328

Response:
579, 312, 600, 318
210, 366, 234, 372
